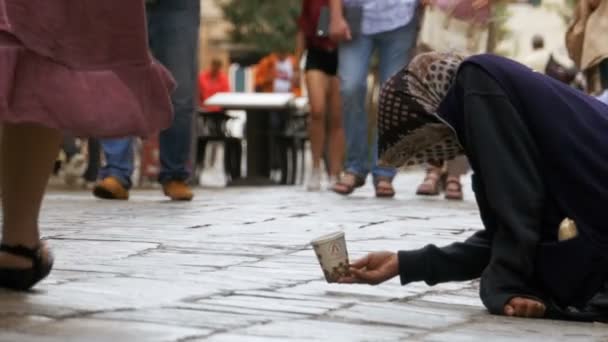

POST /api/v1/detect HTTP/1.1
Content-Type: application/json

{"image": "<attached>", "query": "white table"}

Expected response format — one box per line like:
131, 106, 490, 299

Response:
205, 93, 296, 110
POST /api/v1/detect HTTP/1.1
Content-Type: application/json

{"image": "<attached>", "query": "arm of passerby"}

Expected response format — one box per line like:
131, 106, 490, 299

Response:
482, 0, 530, 6
254, 57, 274, 91
339, 230, 492, 286
472, 0, 490, 9
475, 0, 524, 10
420, 0, 490, 9
293, 30, 306, 88
220, 73, 231, 93
589, 0, 600, 10
198, 73, 207, 107
328, 0, 351, 42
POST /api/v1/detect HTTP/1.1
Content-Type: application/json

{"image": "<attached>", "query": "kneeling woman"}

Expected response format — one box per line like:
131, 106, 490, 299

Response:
338, 52, 608, 321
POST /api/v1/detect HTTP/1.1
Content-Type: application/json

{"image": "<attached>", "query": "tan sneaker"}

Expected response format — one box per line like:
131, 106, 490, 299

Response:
93, 177, 129, 200
163, 180, 194, 201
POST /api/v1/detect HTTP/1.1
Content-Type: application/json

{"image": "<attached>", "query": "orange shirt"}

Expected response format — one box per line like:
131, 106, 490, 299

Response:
199, 70, 230, 112
254, 54, 302, 96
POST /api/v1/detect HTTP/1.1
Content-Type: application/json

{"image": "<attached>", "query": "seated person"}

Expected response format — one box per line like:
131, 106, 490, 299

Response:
199, 58, 230, 113
338, 52, 608, 322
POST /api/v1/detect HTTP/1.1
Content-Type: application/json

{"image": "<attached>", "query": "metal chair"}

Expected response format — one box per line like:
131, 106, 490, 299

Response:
194, 110, 242, 184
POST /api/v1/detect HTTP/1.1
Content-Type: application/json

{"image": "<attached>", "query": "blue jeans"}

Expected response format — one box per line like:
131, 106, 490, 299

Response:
99, 0, 200, 188
338, 20, 418, 181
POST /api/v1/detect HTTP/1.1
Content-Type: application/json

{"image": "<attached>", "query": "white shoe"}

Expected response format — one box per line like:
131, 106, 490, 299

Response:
270, 169, 282, 183
307, 169, 322, 191
199, 142, 227, 188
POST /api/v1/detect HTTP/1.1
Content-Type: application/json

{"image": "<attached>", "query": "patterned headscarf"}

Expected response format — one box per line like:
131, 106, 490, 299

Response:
378, 52, 466, 168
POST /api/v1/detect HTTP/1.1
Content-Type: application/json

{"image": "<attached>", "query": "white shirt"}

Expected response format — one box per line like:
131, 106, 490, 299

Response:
521, 49, 550, 74
273, 59, 294, 93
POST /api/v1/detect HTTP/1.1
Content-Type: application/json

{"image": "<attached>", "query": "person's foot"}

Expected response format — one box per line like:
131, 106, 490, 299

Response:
163, 180, 194, 201
327, 175, 338, 190
444, 176, 463, 200
93, 177, 129, 200
504, 297, 546, 318
416, 168, 443, 196
0, 241, 53, 290
307, 168, 322, 191
374, 177, 396, 198
0, 243, 50, 268
332, 172, 365, 196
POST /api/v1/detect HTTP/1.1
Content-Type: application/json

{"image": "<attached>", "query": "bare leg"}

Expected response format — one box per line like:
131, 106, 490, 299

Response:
305, 70, 331, 171
0, 123, 60, 268
327, 76, 345, 178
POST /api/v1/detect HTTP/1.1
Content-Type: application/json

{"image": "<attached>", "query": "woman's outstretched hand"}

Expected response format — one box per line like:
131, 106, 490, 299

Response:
338, 252, 399, 285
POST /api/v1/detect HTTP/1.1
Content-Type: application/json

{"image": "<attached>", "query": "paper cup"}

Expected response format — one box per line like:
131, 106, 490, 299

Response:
311, 231, 350, 283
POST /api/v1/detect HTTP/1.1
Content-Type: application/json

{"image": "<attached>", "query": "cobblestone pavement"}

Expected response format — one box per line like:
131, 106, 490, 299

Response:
0, 172, 606, 342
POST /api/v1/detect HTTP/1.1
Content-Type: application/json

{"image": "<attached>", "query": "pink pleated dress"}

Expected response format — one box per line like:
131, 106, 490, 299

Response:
0, 0, 175, 138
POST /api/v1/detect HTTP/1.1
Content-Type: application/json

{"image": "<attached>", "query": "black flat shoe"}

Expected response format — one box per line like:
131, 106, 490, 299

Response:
0, 243, 53, 291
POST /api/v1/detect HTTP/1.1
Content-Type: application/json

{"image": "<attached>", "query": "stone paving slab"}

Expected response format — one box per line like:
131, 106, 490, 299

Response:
0, 171, 605, 341
0, 318, 210, 342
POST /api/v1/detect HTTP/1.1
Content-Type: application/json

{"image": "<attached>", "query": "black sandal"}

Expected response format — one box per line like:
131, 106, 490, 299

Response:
0, 243, 53, 291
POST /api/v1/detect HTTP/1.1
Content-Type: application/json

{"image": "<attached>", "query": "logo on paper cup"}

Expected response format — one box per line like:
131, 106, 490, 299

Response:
329, 242, 342, 256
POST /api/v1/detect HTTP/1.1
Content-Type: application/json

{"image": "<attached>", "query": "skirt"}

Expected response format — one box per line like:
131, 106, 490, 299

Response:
0, 31, 175, 138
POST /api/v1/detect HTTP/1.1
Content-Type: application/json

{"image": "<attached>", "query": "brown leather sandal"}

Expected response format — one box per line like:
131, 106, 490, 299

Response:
416, 169, 444, 196
374, 176, 395, 198
332, 172, 365, 196
444, 177, 464, 200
